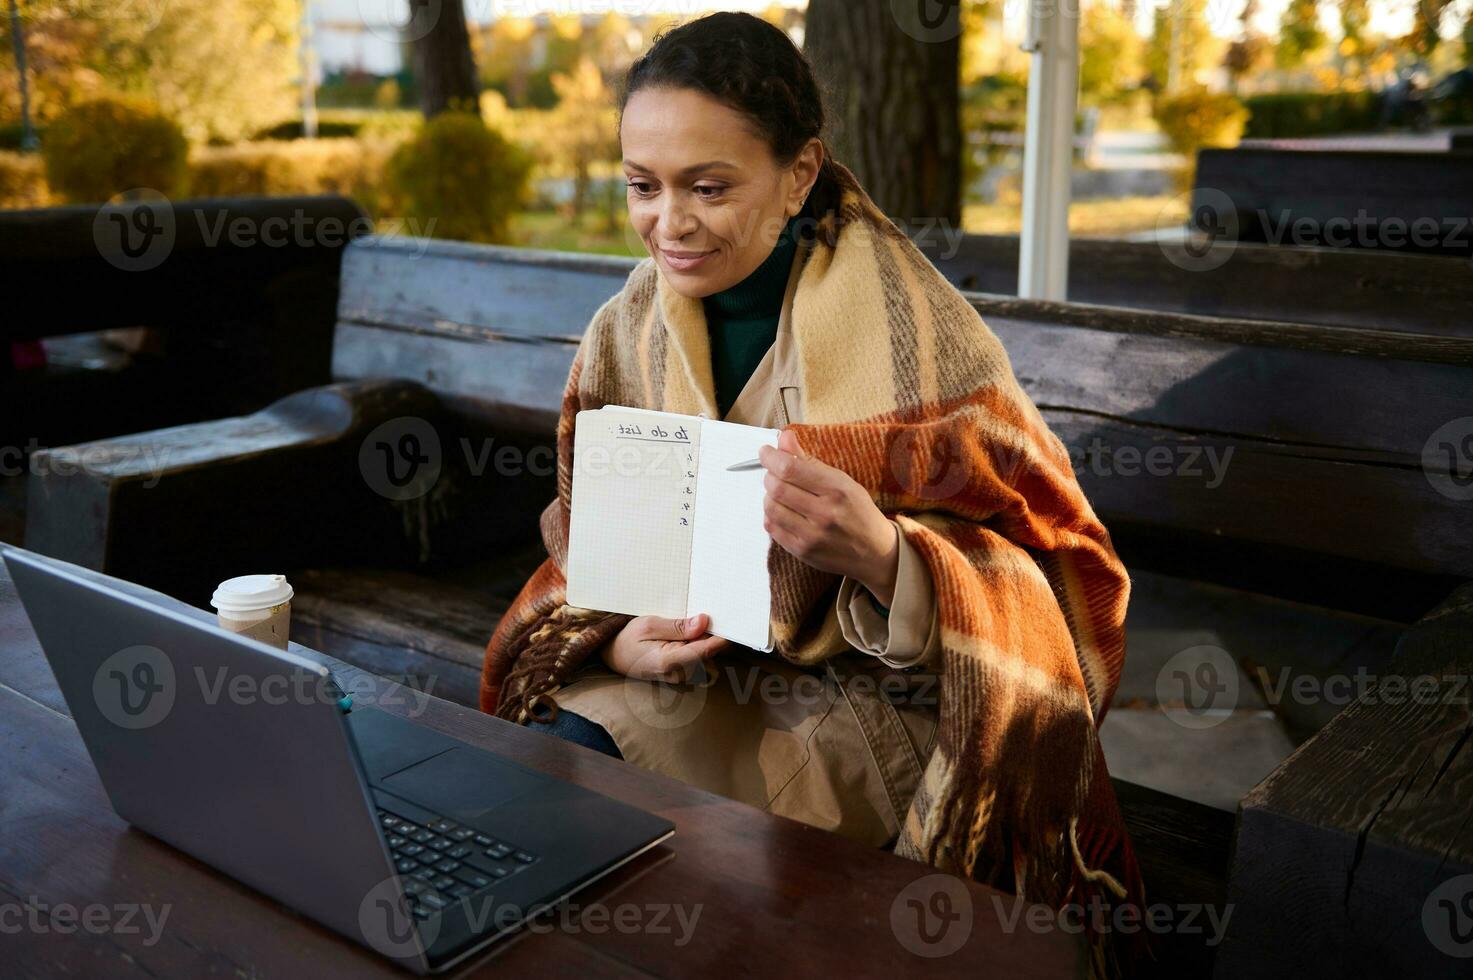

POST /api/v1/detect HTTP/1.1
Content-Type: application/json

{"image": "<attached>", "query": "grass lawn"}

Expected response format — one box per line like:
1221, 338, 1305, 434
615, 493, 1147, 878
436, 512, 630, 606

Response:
511, 209, 644, 257
508, 194, 1191, 257
963, 195, 1188, 239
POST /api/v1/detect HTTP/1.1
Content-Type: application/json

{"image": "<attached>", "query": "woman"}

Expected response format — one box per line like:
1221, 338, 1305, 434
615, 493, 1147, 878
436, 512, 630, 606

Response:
482, 12, 1141, 971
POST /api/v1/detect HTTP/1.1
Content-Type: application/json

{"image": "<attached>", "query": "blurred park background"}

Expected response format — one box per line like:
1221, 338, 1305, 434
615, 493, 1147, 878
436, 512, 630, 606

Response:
3, 0, 1471, 249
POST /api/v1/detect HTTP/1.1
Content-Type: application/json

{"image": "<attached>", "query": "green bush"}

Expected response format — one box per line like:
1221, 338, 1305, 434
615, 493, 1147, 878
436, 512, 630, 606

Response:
41, 96, 189, 203
188, 137, 400, 218
0, 151, 51, 208
191, 139, 368, 195
386, 112, 531, 243
1154, 89, 1248, 189
1241, 91, 1383, 139
253, 119, 364, 141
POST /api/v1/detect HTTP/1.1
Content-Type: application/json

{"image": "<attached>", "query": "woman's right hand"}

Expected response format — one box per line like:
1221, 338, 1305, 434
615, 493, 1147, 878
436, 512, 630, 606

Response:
601, 613, 728, 683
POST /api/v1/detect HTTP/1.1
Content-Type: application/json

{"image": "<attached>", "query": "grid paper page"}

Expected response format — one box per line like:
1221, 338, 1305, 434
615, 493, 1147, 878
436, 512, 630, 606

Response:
565, 408, 701, 619
685, 419, 780, 650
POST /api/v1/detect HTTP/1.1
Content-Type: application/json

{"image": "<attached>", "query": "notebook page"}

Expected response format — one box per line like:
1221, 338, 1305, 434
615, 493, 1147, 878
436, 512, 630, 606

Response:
685, 419, 780, 650
566, 408, 701, 619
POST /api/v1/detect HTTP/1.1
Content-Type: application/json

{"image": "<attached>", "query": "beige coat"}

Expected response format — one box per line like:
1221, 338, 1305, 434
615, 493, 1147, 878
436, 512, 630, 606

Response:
553, 245, 943, 848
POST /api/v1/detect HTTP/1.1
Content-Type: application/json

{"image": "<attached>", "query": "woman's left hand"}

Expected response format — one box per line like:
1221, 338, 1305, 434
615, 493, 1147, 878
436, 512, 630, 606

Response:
760, 429, 900, 605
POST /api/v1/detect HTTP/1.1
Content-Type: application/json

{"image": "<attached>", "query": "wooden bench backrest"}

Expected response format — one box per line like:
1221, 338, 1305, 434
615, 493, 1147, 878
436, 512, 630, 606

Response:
1195, 148, 1473, 258
916, 234, 1473, 338
330, 237, 1473, 600
2, 196, 368, 343
332, 236, 636, 433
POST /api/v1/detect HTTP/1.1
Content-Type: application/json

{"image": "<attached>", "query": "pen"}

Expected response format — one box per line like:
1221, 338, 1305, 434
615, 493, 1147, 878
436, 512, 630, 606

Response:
725, 457, 764, 471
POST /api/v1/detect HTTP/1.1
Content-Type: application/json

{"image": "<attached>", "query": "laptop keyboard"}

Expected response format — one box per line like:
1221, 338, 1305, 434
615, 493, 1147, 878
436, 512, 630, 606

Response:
375, 795, 540, 921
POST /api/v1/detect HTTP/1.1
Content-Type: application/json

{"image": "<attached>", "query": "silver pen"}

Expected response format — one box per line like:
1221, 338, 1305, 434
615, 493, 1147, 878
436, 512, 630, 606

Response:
725, 457, 764, 471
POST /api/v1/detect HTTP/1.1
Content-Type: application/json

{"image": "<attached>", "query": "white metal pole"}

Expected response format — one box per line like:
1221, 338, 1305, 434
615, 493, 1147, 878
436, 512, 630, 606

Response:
1018, 0, 1082, 301
300, 0, 319, 139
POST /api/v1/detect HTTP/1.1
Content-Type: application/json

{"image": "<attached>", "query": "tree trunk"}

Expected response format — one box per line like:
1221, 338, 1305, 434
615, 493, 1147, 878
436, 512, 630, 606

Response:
804, 0, 962, 228
411, 0, 480, 118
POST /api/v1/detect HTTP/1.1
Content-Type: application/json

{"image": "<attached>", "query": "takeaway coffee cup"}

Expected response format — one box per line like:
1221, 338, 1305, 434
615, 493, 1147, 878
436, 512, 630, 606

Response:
210, 574, 293, 651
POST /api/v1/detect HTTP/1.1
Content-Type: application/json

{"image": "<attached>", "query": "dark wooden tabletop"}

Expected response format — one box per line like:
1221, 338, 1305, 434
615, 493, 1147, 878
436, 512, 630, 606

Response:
0, 560, 1083, 978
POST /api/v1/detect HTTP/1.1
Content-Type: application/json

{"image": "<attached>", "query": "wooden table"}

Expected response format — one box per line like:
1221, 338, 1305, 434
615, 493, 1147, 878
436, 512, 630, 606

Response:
0, 560, 1083, 978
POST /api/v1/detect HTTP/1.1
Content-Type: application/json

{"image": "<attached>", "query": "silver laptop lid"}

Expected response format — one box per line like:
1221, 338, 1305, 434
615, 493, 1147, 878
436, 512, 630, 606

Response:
2, 547, 430, 973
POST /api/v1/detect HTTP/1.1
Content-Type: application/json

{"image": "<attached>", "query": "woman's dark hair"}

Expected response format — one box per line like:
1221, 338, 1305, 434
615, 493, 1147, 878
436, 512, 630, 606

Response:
619, 12, 846, 243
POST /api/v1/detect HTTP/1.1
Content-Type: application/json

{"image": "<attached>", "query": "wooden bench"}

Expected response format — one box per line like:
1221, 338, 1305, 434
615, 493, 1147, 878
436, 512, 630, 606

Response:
914, 234, 1473, 337
1193, 147, 1473, 258
23, 234, 1473, 975
0, 196, 367, 454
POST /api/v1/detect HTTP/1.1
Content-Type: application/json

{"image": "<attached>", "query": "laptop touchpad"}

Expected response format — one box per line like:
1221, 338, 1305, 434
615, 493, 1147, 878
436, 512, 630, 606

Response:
380, 748, 543, 820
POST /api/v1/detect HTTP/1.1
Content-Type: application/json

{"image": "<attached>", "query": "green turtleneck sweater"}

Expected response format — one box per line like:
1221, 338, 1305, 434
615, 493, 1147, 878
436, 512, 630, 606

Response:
703, 209, 803, 418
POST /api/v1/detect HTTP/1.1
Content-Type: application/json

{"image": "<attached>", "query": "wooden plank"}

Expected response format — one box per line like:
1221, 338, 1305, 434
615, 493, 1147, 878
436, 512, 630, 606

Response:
1196, 148, 1473, 258
988, 315, 1473, 457
1, 196, 367, 343
1046, 413, 1473, 580
1217, 582, 1473, 978
336, 235, 634, 342
1111, 779, 1235, 979
919, 235, 1473, 337
285, 561, 545, 709
330, 324, 576, 433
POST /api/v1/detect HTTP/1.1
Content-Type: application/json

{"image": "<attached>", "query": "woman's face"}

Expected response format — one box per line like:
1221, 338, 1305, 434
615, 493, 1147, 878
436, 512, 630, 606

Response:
620, 86, 821, 298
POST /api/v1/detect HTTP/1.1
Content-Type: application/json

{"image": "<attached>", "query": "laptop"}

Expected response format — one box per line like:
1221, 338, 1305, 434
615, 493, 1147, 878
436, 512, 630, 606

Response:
2, 546, 674, 974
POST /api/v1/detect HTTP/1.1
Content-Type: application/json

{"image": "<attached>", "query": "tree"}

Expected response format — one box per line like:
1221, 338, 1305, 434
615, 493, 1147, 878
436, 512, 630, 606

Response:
478, 17, 536, 106
0, 0, 296, 142
1147, 0, 1220, 93
1080, 1, 1144, 106
541, 57, 620, 223
1276, 0, 1326, 70
411, 0, 479, 118
1407, 0, 1454, 59
1336, 0, 1372, 84
1224, 0, 1271, 92
804, 0, 962, 227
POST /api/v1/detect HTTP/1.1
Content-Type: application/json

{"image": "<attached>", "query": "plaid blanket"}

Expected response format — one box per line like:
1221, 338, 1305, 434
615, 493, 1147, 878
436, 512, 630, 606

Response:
482, 161, 1143, 974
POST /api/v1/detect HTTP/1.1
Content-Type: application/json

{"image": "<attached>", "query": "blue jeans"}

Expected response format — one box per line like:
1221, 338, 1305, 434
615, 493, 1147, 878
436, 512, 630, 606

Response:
528, 708, 623, 759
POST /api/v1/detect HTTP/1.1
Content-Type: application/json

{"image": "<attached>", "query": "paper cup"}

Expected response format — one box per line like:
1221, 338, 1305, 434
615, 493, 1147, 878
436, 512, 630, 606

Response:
211, 574, 293, 651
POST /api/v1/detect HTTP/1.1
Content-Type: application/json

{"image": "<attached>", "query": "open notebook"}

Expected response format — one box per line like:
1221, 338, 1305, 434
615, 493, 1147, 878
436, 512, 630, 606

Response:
565, 406, 779, 651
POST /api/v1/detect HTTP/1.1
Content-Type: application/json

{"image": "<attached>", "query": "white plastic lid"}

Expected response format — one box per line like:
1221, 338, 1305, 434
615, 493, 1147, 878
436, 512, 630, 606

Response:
210, 574, 293, 613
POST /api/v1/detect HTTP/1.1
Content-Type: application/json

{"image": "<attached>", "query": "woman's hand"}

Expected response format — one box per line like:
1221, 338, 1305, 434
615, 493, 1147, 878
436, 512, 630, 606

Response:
760, 429, 900, 605
601, 613, 728, 683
